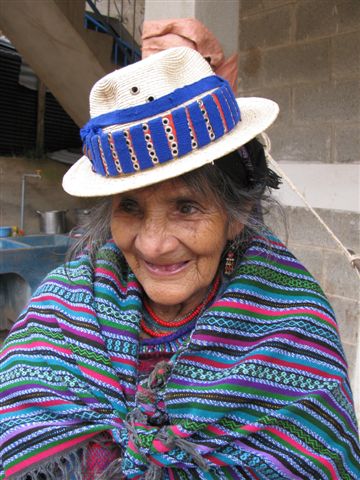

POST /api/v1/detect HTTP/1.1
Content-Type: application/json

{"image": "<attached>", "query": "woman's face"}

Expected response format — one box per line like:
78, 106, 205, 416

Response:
111, 178, 241, 314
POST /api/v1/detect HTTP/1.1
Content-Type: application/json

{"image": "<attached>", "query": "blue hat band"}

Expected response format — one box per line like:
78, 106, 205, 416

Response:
81, 77, 241, 177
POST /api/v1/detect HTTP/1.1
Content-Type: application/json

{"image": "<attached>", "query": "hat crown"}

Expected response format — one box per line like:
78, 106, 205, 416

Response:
89, 47, 215, 118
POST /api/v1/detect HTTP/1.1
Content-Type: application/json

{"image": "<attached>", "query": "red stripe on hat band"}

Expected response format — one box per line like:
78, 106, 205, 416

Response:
211, 93, 228, 133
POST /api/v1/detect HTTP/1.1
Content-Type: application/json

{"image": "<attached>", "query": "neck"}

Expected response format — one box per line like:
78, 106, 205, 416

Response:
145, 297, 203, 323
141, 274, 221, 338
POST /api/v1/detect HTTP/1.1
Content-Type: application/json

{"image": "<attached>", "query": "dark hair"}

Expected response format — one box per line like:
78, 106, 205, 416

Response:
215, 137, 281, 190
67, 138, 282, 264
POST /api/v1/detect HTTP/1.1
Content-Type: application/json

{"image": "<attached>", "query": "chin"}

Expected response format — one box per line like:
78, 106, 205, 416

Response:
143, 282, 192, 306
147, 291, 187, 307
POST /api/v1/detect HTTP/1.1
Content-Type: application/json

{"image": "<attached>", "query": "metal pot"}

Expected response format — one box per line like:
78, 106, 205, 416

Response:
36, 210, 67, 234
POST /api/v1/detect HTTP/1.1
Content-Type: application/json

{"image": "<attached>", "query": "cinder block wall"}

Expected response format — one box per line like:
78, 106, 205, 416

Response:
238, 0, 359, 404
239, 0, 359, 161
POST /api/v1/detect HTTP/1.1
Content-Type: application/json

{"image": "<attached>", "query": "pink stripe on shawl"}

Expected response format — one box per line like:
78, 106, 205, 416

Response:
1, 341, 72, 358
79, 365, 120, 390
34, 294, 94, 314
96, 267, 139, 293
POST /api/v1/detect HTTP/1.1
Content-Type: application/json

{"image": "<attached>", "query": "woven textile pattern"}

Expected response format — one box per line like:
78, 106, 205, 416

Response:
0, 234, 359, 479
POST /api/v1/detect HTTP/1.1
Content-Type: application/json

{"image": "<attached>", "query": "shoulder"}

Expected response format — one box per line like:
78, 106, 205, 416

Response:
235, 233, 329, 301
227, 233, 338, 340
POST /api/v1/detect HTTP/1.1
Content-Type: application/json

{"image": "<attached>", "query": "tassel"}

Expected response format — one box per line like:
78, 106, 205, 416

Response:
145, 464, 162, 480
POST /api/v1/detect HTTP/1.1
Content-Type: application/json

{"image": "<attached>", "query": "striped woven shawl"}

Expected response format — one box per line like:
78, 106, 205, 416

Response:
0, 234, 359, 479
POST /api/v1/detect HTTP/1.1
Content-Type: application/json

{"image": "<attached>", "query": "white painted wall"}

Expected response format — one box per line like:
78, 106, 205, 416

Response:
144, 0, 239, 56
145, 0, 195, 19
273, 163, 360, 213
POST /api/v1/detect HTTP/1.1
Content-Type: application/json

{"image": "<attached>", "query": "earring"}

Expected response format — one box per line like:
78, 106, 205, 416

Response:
224, 241, 237, 276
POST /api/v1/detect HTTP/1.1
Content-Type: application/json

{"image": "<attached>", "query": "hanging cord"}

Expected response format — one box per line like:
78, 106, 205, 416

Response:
258, 133, 360, 281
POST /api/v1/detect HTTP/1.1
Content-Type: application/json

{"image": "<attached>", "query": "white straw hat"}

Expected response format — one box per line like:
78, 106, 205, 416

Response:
63, 47, 279, 197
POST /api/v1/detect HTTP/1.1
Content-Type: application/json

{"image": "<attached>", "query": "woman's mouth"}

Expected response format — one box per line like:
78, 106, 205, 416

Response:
144, 260, 189, 275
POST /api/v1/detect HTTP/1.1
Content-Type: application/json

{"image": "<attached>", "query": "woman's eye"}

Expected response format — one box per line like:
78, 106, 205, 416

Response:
178, 202, 198, 215
118, 198, 140, 214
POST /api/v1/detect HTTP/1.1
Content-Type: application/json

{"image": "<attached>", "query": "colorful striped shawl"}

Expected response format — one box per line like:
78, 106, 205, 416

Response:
1, 235, 359, 479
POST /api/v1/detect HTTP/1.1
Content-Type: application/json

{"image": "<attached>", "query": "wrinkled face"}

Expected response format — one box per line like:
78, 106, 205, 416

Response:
111, 178, 241, 313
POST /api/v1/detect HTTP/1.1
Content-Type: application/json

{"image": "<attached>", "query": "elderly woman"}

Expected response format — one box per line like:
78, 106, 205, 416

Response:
0, 47, 359, 480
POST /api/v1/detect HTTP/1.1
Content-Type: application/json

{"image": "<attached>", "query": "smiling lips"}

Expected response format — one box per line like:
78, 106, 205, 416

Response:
144, 260, 189, 275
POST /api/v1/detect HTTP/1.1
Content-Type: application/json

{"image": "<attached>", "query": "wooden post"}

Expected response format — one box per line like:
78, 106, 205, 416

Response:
36, 80, 46, 158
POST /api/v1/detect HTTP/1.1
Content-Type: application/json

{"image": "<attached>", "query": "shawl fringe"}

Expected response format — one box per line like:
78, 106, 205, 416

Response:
10, 447, 85, 480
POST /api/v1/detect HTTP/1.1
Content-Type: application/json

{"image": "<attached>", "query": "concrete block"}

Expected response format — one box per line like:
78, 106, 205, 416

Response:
240, 0, 296, 16
317, 209, 360, 252
323, 250, 360, 300
238, 85, 292, 125
333, 31, 360, 78
296, 0, 360, 41
328, 295, 359, 345
274, 206, 356, 251
238, 47, 264, 91
240, 0, 268, 16
321, 210, 360, 253
318, 209, 357, 250
239, 6, 291, 50
294, 80, 360, 122
267, 124, 332, 163
335, 125, 360, 163
263, 40, 330, 87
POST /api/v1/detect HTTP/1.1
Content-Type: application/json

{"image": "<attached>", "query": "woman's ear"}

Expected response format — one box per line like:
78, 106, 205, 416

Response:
227, 221, 245, 241
228, 202, 255, 241
227, 200, 254, 240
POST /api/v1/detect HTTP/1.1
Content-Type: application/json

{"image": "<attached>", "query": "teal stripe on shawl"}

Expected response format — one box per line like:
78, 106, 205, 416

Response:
0, 236, 359, 480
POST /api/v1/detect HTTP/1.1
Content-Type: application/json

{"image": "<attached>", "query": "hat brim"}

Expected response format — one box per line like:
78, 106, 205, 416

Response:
63, 97, 279, 197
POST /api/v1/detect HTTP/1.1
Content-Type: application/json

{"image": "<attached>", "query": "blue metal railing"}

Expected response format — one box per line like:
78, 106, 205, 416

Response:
85, 0, 141, 67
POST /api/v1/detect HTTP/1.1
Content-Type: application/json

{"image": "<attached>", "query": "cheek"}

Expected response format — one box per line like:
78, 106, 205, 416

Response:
192, 220, 229, 259
110, 217, 119, 243
110, 216, 132, 251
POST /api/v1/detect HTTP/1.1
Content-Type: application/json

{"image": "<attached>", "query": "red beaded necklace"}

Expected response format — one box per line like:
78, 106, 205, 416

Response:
141, 274, 220, 338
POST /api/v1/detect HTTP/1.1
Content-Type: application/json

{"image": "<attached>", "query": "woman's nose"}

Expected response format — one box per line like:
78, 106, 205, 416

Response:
134, 216, 178, 259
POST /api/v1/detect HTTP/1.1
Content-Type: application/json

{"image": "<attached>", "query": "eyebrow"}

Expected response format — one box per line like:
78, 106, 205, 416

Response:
117, 186, 206, 206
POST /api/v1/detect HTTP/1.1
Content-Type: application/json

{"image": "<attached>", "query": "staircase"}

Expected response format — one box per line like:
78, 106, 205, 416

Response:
0, 0, 142, 127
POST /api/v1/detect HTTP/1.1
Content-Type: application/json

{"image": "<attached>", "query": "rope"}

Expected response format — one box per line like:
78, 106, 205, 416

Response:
259, 133, 360, 281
